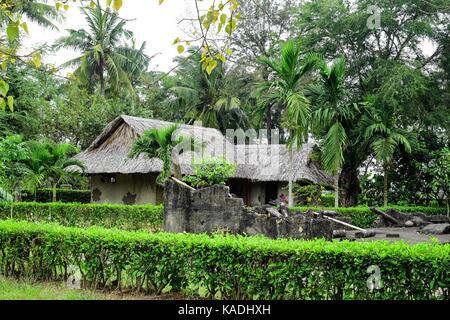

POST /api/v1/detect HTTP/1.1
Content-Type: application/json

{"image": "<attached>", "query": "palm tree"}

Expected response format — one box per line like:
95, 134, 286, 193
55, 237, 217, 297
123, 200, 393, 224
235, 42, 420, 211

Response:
54, 0, 149, 95
27, 140, 85, 202
255, 40, 319, 206
310, 57, 357, 208
129, 125, 196, 185
166, 48, 248, 132
17, 0, 62, 29
0, 135, 35, 202
362, 100, 412, 207
1, 0, 61, 30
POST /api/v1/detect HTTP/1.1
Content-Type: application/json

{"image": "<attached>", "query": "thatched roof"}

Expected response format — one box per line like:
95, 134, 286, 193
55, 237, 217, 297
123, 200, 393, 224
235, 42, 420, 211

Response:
233, 144, 332, 183
73, 115, 332, 185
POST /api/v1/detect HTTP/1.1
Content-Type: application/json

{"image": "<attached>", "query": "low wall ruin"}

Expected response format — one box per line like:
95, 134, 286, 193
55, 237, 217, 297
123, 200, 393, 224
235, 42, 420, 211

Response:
164, 180, 332, 240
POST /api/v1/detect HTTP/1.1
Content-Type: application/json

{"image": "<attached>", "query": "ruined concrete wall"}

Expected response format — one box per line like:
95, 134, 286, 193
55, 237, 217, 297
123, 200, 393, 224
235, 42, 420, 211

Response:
164, 180, 332, 240
90, 173, 163, 205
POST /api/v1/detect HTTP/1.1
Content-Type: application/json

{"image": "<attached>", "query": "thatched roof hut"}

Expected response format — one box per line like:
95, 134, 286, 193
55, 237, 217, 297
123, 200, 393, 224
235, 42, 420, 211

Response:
74, 115, 331, 185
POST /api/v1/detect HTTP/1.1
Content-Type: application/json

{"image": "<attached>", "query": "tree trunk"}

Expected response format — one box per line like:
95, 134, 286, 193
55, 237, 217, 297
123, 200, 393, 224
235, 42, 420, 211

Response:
288, 149, 294, 207
99, 57, 105, 96
334, 174, 339, 208
52, 184, 57, 202
383, 165, 388, 207
339, 166, 361, 207
173, 163, 182, 180
447, 197, 449, 218
266, 104, 272, 144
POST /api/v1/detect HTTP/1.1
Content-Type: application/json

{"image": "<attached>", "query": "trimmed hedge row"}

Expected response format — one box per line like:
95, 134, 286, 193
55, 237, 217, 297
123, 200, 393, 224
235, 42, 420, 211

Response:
291, 206, 449, 228
22, 189, 91, 203
319, 194, 335, 207
0, 202, 163, 231
0, 202, 446, 230
0, 220, 448, 300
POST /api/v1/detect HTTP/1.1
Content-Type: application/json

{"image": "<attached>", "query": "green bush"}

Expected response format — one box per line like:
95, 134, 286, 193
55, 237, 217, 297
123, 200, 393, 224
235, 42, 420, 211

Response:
183, 157, 236, 188
22, 189, 91, 203
0, 220, 448, 300
292, 184, 324, 205
291, 206, 449, 228
320, 194, 335, 207
0, 202, 163, 231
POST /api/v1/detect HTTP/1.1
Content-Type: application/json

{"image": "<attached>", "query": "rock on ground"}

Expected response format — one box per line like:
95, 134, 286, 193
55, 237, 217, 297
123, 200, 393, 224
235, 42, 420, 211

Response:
420, 223, 450, 235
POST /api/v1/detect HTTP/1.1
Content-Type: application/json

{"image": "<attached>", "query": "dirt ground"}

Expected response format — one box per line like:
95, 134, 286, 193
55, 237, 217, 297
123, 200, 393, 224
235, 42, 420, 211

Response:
347, 227, 450, 244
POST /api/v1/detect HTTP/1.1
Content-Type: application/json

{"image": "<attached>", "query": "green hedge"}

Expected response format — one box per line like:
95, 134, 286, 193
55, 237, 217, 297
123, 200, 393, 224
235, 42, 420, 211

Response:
0, 220, 448, 300
1, 202, 445, 231
22, 189, 91, 203
0, 202, 163, 231
319, 194, 335, 207
291, 206, 449, 228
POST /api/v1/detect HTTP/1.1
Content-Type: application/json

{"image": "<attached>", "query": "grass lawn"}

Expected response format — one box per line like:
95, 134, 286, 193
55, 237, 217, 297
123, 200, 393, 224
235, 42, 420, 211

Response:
0, 276, 187, 300
0, 276, 103, 300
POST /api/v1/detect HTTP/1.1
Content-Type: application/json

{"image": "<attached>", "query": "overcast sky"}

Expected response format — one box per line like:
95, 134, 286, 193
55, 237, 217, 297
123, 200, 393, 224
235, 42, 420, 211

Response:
22, 0, 436, 76
23, 0, 194, 73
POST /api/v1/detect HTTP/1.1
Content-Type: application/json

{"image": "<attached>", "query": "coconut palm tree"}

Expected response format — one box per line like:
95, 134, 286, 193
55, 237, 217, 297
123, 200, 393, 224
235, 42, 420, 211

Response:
18, 0, 62, 29
1, 0, 61, 30
310, 57, 357, 208
362, 100, 412, 207
166, 48, 249, 132
54, 0, 149, 96
26, 140, 85, 202
255, 40, 319, 206
129, 125, 197, 185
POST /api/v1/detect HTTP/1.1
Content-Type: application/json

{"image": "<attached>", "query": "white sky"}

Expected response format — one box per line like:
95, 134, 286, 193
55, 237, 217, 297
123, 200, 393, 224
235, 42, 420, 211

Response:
22, 0, 436, 76
23, 0, 194, 74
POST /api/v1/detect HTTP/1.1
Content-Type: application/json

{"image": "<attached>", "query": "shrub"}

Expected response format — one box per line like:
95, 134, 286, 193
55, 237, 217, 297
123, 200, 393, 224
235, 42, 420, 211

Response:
183, 157, 236, 188
0, 202, 163, 231
320, 194, 335, 207
291, 206, 449, 228
0, 220, 448, 300
22, 188, 91, 203
292, 184, 324, 205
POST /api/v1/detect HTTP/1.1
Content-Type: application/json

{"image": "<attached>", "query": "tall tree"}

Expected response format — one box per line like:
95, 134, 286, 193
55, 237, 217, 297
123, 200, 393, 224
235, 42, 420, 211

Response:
231, 0, 298, 68
255, 40, 318, 205
166, 48, 248, 132
12, 0, 61, 29
231, 0, 299, 134
310, 57, 357, 207
293, 0, 450, 205
362, 100, 412, 207
54, 1, 149, 96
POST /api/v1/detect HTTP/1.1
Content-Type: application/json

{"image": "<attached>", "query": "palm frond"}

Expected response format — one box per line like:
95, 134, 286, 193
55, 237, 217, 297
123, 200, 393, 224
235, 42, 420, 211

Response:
322, 121, 347, 174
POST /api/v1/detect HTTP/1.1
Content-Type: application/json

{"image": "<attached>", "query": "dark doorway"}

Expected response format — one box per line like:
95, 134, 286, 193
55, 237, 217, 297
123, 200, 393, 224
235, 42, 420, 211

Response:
228, 179, 252, 206
265, 182, 278, 204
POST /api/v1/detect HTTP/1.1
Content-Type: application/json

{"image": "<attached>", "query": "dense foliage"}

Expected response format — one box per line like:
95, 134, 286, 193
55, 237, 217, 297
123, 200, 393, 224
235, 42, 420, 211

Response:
22, 188, 91, 203
0, 136, 85, 201
0, 220, 448, 299
0, 202, 163, 231
1, 0, 449, 208
183, 157, 237, 188
291, 206, 448, 228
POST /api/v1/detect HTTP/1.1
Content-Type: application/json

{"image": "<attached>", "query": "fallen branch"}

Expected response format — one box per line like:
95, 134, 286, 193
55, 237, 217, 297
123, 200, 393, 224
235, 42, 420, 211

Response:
308, 210, 367, 232
370, 207, 400, 225
171, 177, 195, 191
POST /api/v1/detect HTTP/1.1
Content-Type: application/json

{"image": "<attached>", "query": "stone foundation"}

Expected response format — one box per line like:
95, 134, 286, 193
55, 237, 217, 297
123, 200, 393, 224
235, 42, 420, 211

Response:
164, 180, 332, 240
